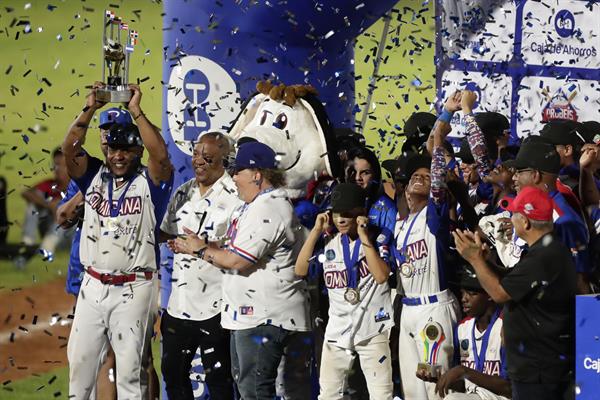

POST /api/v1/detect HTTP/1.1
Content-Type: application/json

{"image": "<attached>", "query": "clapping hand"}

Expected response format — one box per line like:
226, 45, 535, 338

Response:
167, 227, 207, 255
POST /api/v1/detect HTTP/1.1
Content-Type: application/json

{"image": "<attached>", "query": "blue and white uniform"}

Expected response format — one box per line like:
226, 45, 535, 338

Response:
67, 156, 172, 399
453, 311, 509, 400
394, 146, 460, 400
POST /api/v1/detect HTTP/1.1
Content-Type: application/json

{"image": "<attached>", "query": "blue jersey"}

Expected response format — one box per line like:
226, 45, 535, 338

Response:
551, 190, 591, 273
58, 180, 84, 296
369, 193, 397, 249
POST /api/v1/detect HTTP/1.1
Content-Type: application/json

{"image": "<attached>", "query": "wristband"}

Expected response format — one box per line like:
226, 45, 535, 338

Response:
194, 247, 207, 260
133, 112, 144, 121
438, 109, 454, 124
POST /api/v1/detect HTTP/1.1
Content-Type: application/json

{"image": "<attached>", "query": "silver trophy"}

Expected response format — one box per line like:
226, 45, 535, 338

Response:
97, 10, 136, 103
417, 321, 444, 378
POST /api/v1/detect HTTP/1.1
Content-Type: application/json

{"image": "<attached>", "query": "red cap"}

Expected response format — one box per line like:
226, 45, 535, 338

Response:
500, 187, 553, 221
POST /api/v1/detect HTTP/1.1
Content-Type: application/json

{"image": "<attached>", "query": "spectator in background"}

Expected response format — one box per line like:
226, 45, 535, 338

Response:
507, 137, 591, 293
347, 147, 397, 248
539, 120, 585, 192
453, 186, 575, 400
17, 147, 71, 267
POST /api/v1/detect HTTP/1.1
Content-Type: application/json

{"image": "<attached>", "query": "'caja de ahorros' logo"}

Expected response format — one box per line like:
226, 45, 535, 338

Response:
529, 9, 597, 59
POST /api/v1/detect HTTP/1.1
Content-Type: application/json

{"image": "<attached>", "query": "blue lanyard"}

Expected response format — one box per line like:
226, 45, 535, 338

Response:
392, 207, 424, 264
341, 234, 362, 289
472, 308, 500, 372
107, 175, 135, 218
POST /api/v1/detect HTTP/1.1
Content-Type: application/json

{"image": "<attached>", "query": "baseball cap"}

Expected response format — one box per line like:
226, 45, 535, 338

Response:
503, 136, 561, 174
540, 120, 585, 146
330, 183, 367, 213
99, 108, 133, 129
106, 123, 143, 149
500, 186, 553, 221
234, 141, 277, 170
401, 112, 437, 154
458, 264, 484, 292
404, 153, 432, 180
474, 112, 509, 138
581, 121, 600, 145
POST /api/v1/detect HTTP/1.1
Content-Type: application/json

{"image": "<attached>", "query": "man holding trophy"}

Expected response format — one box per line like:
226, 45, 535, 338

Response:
63, 10, 172, 400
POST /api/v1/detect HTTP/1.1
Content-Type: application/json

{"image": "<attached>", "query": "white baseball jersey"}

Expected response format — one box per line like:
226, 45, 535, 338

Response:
457, 312, 509, 400
75, 157, 171, 273
394, 199, 450, 295
160, 173, 242, 321
220, 188, 311, 332
320, 234, 393, 350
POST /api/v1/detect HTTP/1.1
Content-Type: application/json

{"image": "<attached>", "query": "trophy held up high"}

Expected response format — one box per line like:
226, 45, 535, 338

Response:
96, 10, 138, 103
417, 321, 445, 379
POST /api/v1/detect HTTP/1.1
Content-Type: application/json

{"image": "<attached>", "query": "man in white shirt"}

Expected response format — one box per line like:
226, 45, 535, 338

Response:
169, 141, 311, 400
160, 132, 241, 399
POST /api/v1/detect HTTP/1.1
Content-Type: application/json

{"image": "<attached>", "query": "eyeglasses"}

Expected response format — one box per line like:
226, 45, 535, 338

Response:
514, 168, 537, 175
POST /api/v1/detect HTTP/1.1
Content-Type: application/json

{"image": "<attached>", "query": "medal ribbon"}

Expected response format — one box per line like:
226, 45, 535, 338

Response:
341, 234, 362, 289
392, 207, 425, 265
472, 308, 501, 372
107, 175, 135, 218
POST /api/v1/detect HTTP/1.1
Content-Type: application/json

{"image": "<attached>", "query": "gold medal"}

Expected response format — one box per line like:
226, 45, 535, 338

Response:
400, 262, 415, 278
344, 288, 360, 305
107, 217, 120, 232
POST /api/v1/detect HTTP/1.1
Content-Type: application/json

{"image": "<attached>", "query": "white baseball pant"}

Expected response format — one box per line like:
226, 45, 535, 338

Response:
399, 289, 459, 400
319, 332, 393, 400
67, 274, 157, 399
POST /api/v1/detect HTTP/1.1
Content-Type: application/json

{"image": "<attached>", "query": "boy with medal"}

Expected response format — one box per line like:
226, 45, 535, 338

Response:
295, 183, 394, 399
418, 264, 511, 400
394, 92, 462, 400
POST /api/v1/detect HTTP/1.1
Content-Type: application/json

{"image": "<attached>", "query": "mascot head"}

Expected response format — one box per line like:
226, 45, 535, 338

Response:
228, 81, 339, 198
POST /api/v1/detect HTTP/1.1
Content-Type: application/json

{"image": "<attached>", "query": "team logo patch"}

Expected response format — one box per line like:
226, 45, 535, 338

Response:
325, 249, 336, 261
240, 306, 254, 315
374, 308, 391, 323
376, 234, 386, 244
461, 339, 470, 351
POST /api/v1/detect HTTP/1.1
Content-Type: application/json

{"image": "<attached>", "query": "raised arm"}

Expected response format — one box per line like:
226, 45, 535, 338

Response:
62, 82, 106, 179
357, 216, 390, 284
127, 84, 173, 185
295, 212, 329, 277
579, 144, 600, 207
462, 90, 493, 181
430, 91, 461, 205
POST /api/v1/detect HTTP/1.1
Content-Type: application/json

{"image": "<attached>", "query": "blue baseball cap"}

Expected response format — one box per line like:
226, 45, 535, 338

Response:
107, 123, 143, 149
99, 108, 133, 129
234, 142, 277, 170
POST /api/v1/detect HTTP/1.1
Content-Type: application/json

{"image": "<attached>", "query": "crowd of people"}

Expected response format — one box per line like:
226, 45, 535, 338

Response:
55, 82, 600, 400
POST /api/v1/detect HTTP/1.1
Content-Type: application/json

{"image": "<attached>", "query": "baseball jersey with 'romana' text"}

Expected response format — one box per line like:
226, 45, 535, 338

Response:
394, 198, 450, 296
320, 233, 393, 350
457, 312, 509, 400
75, 157, 172, 273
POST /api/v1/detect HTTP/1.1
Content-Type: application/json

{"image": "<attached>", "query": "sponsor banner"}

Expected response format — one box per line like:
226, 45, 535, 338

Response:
576, 296, 600, 399
440, 69, 512, 138
521, 1, 600, 68
440, 1, 516, 62
516, 76, 600, 137
166, 55, 240, 156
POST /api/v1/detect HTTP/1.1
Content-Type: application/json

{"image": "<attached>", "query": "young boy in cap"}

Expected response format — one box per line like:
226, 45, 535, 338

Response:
295, 182, 394, 400
419, 264, 511, 400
